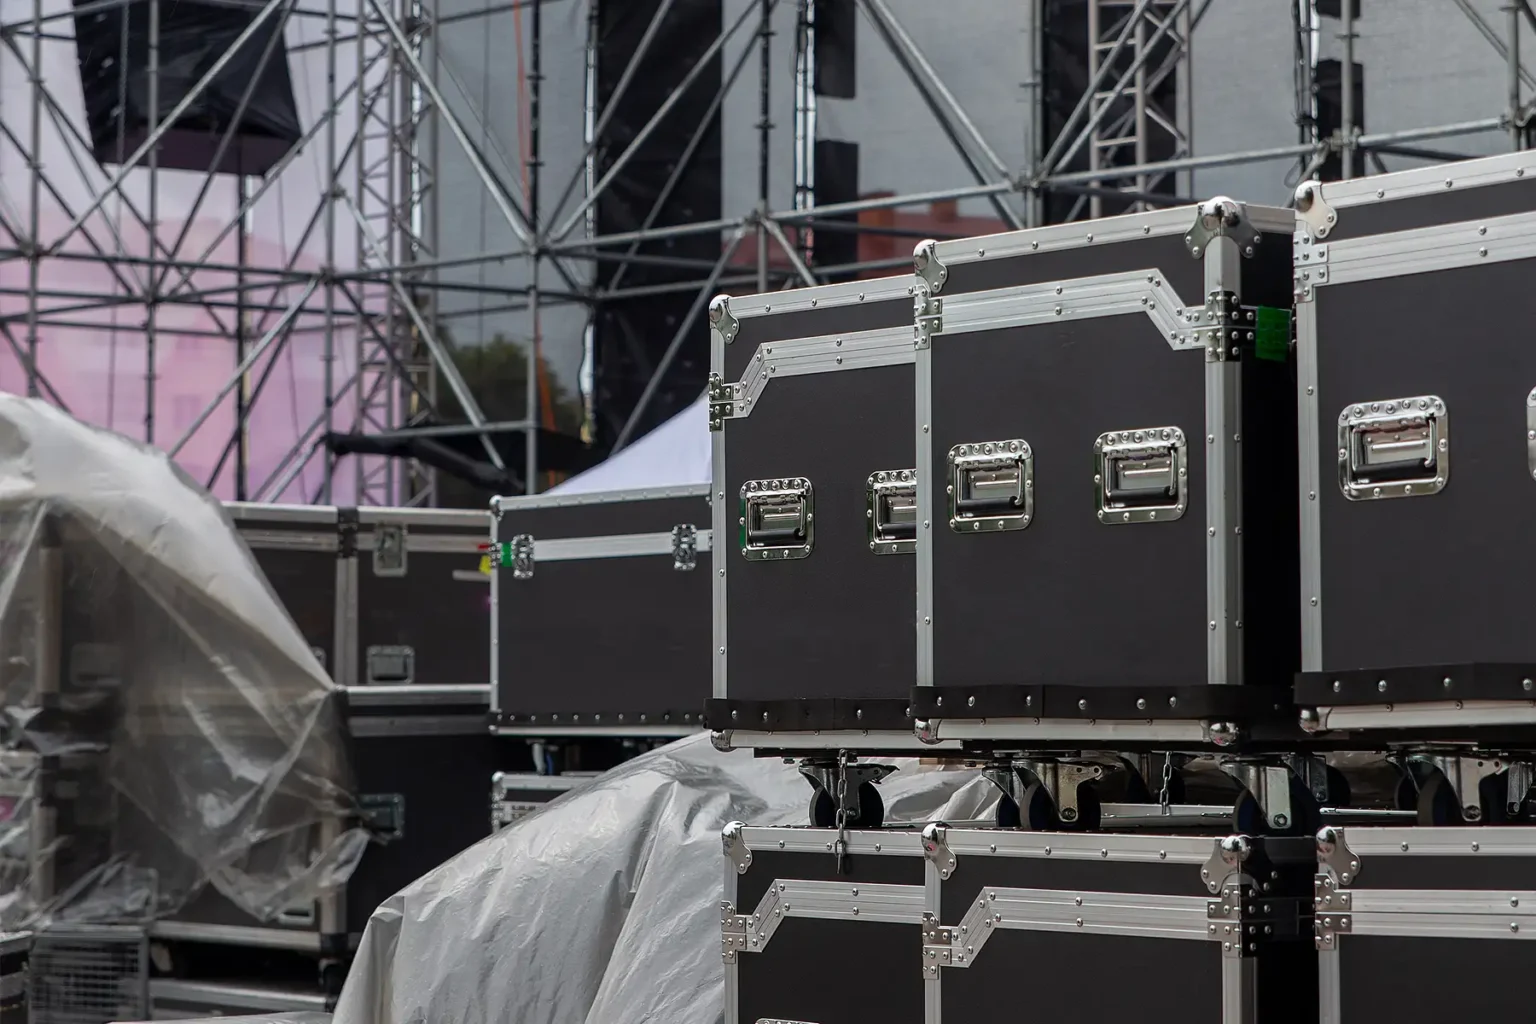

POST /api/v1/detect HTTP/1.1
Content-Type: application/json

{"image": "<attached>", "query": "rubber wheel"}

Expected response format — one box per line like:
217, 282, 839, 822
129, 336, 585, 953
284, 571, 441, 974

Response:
1414, 771, 1467, 826
1018, 782, 1061, 830
808, 782, 885, 828
1058, 782, 1102, 831
1479, 771, 1518, 825
1117, 758, 1153, 804
1324, 765, 1352, 808
1231, 777, 1321, 836
1393, 770, 1419, 812
996, 794, 1022, 828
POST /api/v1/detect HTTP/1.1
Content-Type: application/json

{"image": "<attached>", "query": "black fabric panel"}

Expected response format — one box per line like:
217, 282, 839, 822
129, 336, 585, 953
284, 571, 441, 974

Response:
496, 550, 711, 720
739, 847, 924, 909
247, 548, 338, 667
726, 293, 910, 380
497, 494, 708, 542
1329, 177, 1536, 241
942, 233, 1203, 297
1315, 258, 1536, 671
71, 0, 301, 175
724, 364, 914, 701
943, 853, 1210, 903
930, 314, 1207, 688
356, 549, 489, 686
1346, 852, 1536, 891
737, 919, 922, 1024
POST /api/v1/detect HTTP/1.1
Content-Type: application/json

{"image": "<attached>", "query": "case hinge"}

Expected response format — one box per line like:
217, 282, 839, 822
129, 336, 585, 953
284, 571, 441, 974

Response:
720, 901, 750, 963
708, 372, 738, 430
672, 524, 699, 571
922, 911, 955, 977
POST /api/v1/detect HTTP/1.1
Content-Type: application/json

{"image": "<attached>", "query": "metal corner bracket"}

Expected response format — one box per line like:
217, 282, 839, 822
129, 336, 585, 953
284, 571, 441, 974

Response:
913, 239, 948, 295
708, 372, 736, 431
672, 523, 699, 570
1200, 834, 1252, 894
1315, 826, 1360, 886
1185, 197, 1261, 259
1294, 180, 1337, 241
709, 294, 740, 345
723, 821, 753, 874
920, 822, 956, 880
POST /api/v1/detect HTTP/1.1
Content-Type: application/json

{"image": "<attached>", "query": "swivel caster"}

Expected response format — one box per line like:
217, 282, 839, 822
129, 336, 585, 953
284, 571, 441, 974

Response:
996, 781, 1101, 831
1415, 769, 1524, 826
1226, 762, 1321, 837
1116, 756, 1187, 805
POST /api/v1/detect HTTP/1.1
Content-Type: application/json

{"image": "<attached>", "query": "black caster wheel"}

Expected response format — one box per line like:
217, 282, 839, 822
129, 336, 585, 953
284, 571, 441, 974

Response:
1058, 782, 1102, 831
1324, 765, 1352, 808
1116, 758, 1153, 804
1394, 771, 1419, 812
808, 782, 885, 829
1008, 782, 1102, 831
1232, 777, 1321, 836
996, 794, 1022, 828
1415, 771, 1466, 826
1016, 782, 1060, 830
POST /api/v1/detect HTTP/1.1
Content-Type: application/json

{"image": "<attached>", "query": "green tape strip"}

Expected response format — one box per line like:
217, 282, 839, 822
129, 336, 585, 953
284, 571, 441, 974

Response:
1254, 305, 1291, 363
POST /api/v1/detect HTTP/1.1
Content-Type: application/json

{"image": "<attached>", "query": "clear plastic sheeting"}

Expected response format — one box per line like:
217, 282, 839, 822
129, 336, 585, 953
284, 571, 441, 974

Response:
0, 395, 365, 927
335, 734, 994, 1024
110, 1017, 332, 1024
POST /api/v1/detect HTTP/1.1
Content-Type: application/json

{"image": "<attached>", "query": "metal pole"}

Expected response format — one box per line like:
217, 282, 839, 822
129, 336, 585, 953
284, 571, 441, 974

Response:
757, 0, 772, 293
235, 173, 249, 499
1023, 0, 1043, 226
526, 0, 543, 494
1511, 2, 1525, 148
1038, 0, 1156, 176
145, 0, 160, 442
792, 0, 816, 252
323, 0, 338, 502
612, 225, 749, 451
24, 0, 43, 397
761, 217, 816, 286
1340, 0, 1356, 179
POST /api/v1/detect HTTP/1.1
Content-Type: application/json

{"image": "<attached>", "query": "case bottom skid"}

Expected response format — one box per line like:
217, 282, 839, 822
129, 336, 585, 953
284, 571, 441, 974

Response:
722, 825, 1317, 1024
1316, 824, 1536, 1023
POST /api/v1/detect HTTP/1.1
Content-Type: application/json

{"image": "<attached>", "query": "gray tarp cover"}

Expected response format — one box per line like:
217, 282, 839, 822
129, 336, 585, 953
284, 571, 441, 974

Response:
0, 394, 364, 925
331, 734, 993, 1024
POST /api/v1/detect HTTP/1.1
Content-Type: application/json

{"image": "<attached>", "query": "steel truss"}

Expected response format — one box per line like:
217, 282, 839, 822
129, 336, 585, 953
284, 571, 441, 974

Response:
0, 0, 1529, 503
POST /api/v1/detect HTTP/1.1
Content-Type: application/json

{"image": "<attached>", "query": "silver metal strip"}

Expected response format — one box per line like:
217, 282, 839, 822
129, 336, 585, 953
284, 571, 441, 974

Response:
148, 921, 322, 952
925, 717, 1211, 745
335, 543, 358, 688
1312, 151, 1534, 210
491, 483, 711, 513
527, 529, 714, 563
224, 501, 338, 525
723, 729, 962, 753
149, 978, 329, 1012
1342, 910, 1536, 939
723, 829, 741, 1024
716, 324, 915, 422
236, 529, 339, 552
1307, 208, 1536, 289
725, 274, 915, 319
932, 205, 1195, 265
488, 507, 501, 713
356, 532, 485, 553
915, 333, 935, 688
1205, 235, 1243, 685
740, 827, 927, 856
1295, 299, 1323, 672
1335, 825, 1536, 857
342, 683, 489, 707
941, 888, 1214, 965
741, 880, 926, 953
943, 828, 1216, 865
712, 304, 729, 702
930, 270, 1202, 350
347, 714, 488, 737
492, 724, 701, 738
1223, 956, 1257, 1024
1317, 946, 1342, 1024
1314, 700, 1536, 731
1349, 889, 1536, 915
355, 507, 489, 528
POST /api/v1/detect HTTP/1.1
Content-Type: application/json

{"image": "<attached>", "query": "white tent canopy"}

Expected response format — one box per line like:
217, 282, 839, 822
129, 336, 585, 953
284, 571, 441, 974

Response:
549, 392, 710, 495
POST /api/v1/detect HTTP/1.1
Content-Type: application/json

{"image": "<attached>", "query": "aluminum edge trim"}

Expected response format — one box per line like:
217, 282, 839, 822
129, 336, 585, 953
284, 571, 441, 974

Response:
1206, 234, 1244, 685
492, 482, 712, 511
1317, 943, 1342, 1024
354, 507, 489, 527
1319, 149, 1534, 209
1245, 203, 1301, 234
915, 313, 935, 689
943, 829, 1215, 862
1296, 299, 1323, 671
932, 204, 1197, 264
224, 501, 340, 524
739, 826, 927, 855
726, 273, 916, 319
488, 507, 501, 712
722, 829, 740, 1024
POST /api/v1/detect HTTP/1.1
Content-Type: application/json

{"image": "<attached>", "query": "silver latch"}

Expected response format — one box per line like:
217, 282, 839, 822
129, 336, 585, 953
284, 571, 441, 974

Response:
360, 792, 405, 841
1095, 427, 1188, 524
511, 534, 535, 579
373, 523, 408, 576
1338, 397, 1448, 501
868, 470, 918, 555
276, 901, 316, 927
1524, 388, 1536, 482
672, 524, 699, 571
740, 478, 814, 560
948, 440, 1033, 533
365, 645, 415, 685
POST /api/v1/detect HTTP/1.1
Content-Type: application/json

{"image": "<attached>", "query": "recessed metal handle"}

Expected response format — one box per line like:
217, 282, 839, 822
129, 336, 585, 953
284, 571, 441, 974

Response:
366, 645, 415, 685
948, 441, 1033, 533
740, 478, 814, 560
867, 469, 917, 555
1095, 427, 1188, 524
1338, 396, 1448, 501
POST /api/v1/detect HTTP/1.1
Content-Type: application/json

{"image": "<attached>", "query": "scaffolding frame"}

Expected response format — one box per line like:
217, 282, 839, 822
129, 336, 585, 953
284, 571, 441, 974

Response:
0, 0, 1529, 504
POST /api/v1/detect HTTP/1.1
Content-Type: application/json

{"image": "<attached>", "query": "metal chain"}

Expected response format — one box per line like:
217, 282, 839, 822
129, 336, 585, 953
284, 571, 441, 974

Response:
834, 750, 850, 875
1158, 753, 1174, 812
